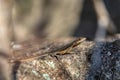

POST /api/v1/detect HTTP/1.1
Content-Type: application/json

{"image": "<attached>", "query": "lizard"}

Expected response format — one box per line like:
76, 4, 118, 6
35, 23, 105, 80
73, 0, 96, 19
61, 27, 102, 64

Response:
9, 37, 86, 63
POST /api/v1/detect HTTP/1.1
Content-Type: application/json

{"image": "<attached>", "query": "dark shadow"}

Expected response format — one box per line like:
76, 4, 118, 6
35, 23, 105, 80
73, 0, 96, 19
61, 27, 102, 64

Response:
104, 0, 120, 33
12, 61, 21, 80
73, 0, 97, 40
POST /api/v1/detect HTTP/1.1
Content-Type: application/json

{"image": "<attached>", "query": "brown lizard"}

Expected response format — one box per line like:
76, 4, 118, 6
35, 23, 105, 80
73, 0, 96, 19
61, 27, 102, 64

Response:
9, 37, 86, 63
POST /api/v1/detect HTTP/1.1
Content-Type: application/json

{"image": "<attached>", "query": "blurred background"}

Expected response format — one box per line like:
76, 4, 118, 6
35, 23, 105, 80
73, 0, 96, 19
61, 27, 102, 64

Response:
12, 0, 120, 42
